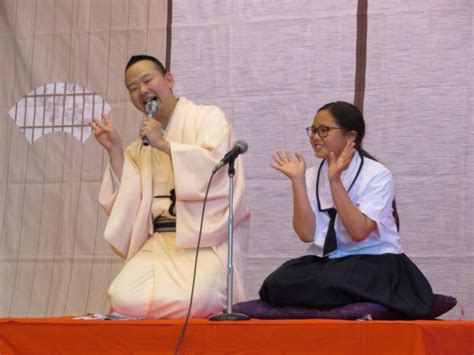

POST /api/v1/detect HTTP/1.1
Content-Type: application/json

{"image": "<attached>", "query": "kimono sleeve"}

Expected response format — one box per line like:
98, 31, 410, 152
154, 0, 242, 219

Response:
98, 163, 121, 215
170, 106, 249, 248
99, 142, 149, 258
171, 106, 232, 200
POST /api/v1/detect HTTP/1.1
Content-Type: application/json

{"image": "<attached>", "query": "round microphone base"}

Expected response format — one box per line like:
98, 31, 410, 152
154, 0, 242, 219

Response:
208, 311, 249, 321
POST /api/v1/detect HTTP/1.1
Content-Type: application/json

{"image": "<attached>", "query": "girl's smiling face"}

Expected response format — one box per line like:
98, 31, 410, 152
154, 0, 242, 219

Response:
310, 109, 356, 160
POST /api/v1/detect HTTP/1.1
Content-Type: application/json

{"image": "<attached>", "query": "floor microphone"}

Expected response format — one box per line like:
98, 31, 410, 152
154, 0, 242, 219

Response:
212, 140, 248, 173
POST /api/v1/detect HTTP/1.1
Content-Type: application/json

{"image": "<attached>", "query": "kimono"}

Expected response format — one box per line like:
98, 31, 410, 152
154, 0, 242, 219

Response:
260, 150, 434, 319
99, 97, 251, 318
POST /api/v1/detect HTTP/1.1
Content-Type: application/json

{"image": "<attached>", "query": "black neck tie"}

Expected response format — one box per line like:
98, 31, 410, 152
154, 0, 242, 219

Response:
323, 208, 337, 256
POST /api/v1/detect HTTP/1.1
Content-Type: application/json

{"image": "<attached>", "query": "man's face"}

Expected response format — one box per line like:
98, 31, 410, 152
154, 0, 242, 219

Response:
124, 60, 175, 116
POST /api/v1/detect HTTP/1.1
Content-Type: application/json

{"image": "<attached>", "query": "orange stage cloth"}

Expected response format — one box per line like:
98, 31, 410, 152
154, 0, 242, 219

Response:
0, 317, 473, 354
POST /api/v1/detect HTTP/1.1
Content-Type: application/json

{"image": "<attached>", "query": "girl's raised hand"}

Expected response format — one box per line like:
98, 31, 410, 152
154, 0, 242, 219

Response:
271, 151, 306, 181
328, 141, 356, 182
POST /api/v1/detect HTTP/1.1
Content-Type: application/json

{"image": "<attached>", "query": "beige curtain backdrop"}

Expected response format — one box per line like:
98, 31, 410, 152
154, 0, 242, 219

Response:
0, 0, 170, 317
1, 0, 472, 319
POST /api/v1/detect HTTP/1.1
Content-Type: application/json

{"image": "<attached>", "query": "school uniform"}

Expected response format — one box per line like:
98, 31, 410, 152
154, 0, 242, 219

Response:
259, 150, 434, 319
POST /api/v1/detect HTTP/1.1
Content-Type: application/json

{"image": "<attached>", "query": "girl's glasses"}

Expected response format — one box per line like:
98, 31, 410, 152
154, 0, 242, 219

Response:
306, 125, 342, 138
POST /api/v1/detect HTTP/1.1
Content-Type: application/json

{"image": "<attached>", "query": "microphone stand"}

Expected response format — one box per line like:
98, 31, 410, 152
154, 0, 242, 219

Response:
209, 159, 249, 321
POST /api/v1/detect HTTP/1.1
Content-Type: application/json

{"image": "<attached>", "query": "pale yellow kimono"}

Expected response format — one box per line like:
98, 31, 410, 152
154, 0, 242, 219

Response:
99, 97, 250, 318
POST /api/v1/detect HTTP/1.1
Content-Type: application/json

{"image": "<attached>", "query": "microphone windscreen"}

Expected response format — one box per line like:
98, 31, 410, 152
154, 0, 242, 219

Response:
145, 99, 158, 117
235, 140, 248, 154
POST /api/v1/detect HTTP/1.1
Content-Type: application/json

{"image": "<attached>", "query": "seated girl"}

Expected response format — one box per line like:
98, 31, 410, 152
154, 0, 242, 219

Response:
259, 101, 434, 319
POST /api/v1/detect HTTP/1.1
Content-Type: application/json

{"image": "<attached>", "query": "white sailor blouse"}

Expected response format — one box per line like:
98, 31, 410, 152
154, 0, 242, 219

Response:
304, 150, 403, 258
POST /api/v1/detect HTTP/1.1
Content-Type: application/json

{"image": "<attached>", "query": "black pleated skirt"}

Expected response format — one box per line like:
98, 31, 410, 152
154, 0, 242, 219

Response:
259, 253, 434, 319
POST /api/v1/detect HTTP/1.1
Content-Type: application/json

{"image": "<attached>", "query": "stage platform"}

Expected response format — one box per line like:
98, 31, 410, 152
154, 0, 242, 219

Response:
0, 317, 473, 354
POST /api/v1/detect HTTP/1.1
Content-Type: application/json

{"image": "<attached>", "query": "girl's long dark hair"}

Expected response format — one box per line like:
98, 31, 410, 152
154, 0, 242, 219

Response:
317, 101, 400, 231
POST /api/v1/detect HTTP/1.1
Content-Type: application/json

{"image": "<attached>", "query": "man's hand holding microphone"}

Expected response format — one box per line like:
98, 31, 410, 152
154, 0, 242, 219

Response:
140, 98, 171, 155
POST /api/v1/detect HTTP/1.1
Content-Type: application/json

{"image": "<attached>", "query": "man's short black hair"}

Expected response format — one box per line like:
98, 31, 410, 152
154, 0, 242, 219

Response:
125, 55, 167, 75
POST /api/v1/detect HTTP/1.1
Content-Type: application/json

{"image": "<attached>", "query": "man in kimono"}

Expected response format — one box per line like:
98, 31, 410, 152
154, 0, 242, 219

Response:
89, 55, 250, 318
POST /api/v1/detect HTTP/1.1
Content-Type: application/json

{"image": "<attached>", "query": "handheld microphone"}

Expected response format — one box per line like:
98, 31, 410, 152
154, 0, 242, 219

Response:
212, 140, 248, 174
143, 99, 158, 146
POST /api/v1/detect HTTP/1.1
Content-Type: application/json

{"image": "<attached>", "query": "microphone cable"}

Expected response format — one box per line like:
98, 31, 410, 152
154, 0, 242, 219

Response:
173, 171, 216, 355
